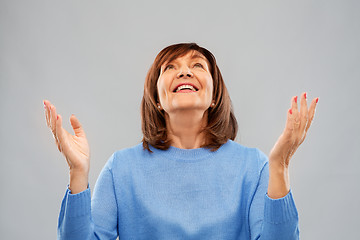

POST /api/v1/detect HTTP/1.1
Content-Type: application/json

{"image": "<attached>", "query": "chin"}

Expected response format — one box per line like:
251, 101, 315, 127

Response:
171, 101, 209, 112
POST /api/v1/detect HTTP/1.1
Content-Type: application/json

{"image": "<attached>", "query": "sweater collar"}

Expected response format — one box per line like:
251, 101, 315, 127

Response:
148, 140, 231, 161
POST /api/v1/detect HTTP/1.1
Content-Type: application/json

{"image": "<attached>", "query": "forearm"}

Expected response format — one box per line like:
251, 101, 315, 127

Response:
58, 187, 93, 240
58, 158, 118, 240
267, 158, 290, 199
249, 156, 299, 240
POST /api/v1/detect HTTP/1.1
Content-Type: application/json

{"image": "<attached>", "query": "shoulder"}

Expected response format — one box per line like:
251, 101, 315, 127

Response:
112, 143, 145, 158
104, 143, 151, 170
224, 140, 268, 171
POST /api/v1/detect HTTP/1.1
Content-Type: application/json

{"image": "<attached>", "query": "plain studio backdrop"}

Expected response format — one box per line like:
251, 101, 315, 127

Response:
1, 0, 359, 239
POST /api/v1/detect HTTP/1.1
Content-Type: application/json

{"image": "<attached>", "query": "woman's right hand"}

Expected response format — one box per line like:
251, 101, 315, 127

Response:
44, 100, 90, 193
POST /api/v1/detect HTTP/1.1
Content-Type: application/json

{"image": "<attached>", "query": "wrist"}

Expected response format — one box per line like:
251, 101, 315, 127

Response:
269, 156, 290, 171
69, 167, 89, 176
268, 159, 290, 199
69, 169, 89, 194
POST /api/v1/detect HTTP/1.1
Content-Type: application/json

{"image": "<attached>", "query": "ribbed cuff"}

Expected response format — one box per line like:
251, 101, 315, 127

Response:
264, 190, 298, 224
65, 185, 91, 218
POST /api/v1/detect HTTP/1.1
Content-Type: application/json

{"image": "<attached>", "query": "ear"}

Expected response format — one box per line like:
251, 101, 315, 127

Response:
157, 103, 163, 110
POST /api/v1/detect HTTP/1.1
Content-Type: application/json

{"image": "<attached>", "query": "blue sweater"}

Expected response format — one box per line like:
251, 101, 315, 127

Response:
58, 140, 299, 239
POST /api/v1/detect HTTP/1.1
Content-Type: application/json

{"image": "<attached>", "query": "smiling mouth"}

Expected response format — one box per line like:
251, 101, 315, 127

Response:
175, 89, 197, 93
173, 84, 199, 93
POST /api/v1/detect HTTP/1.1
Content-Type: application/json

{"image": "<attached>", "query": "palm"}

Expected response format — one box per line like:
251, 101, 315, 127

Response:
44, 100, 90, 173
269, 93, 318, 168
61, 126, 90, 171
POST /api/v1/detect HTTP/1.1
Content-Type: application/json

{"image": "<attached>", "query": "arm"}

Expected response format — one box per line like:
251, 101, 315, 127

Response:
57, 154, 118, 240
268, 93, 318, 198
249, 152, 299, 240
44, 100, 118, 239
250, 92, 319, 239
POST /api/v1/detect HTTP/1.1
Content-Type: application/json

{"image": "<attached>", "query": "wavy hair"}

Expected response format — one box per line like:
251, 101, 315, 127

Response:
141, 43, 238, 152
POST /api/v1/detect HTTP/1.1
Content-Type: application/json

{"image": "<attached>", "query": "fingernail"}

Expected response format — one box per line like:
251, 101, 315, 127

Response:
57, 115, 59, 120
316, 97, 319, 103
304, 92, 307, 99
289, 109, 292, 114
294, 96, 298, 103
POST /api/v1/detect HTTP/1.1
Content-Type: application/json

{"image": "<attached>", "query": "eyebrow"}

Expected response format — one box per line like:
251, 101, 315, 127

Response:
164, 53, 207, 66
189, 53, 207, 61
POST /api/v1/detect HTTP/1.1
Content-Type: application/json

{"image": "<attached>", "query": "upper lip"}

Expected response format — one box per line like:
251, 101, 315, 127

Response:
172, 82, 199, 92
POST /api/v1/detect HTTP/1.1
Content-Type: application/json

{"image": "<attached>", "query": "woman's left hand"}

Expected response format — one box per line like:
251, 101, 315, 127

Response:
269, 92, 319, 169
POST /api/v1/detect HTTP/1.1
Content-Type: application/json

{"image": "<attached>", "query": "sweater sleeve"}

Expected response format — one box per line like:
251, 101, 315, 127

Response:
249, 150, 299, 240
57, 154, 118, 240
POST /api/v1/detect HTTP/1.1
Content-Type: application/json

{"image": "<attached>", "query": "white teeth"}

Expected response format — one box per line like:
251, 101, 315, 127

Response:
175, 84, 197, 92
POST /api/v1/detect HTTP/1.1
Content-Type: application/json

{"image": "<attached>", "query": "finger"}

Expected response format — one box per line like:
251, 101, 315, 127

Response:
298, 96, 318, 146
44, 100, 51, 127
281, 107, 297, 158
50, 104, 58, 137
55, 114, 65, 152
283, 95, 301, 149
292, 95, 299, 114
70, 114, 86, 137
283, 96, 297, 134
305, 97, 319, 133
290, 95, 300, 132
283, 106, 296, 139
298, 92, 309, 137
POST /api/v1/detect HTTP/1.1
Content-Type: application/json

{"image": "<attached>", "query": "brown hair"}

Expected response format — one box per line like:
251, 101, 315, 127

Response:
141, 43, 238, 152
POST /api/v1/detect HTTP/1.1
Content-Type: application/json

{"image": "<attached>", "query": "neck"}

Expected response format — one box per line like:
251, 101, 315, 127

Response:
165, 110, 208, 149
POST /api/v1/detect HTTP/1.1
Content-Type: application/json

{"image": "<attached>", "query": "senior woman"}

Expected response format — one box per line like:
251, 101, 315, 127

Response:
44, 43, 318, 240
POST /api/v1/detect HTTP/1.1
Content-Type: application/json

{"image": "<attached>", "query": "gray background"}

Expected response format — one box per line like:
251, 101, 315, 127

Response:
1, 0, 359, 239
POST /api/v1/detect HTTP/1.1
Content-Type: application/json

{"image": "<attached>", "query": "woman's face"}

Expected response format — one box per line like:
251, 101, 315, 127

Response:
157, 51, 213, 116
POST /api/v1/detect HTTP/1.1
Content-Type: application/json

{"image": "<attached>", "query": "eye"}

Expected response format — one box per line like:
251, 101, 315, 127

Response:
164, 64, 174, 71
193, 63, 203, 68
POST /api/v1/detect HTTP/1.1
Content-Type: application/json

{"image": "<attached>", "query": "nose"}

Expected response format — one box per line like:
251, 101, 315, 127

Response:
177, 67, 193, 79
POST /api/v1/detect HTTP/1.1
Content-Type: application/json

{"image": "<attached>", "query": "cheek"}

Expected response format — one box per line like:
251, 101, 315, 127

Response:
157, 78, 169, 100
205, 77, 214, 95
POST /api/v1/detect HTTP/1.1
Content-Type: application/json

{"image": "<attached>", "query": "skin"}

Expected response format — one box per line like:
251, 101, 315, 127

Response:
44, 51, 319, 197
44, 101, 90, 193
156, 51, 214, 149
268, 94, 318, 198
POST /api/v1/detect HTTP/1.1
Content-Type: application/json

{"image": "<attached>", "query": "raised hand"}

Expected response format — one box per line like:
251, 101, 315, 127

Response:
267, 92, 318, 198
269, 92, 318, 168
44, 100, 90, 193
